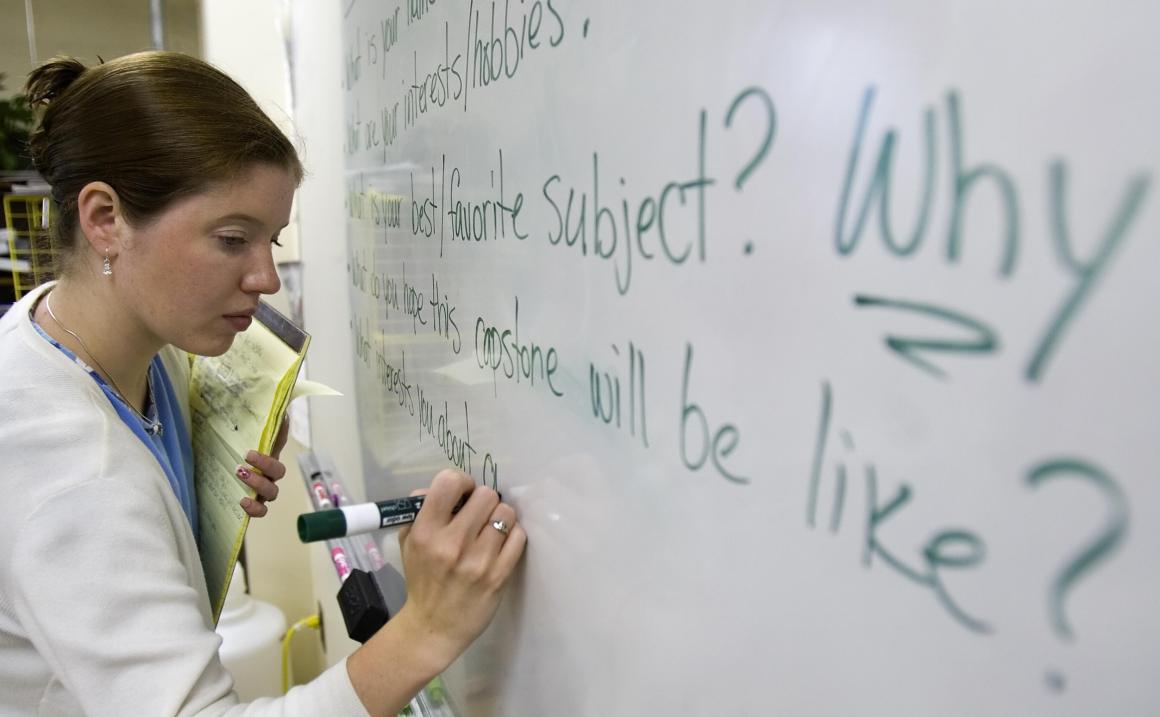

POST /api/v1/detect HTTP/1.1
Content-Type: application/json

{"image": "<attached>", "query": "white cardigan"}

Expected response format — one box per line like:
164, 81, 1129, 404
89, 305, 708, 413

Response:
0, 284, 368, 716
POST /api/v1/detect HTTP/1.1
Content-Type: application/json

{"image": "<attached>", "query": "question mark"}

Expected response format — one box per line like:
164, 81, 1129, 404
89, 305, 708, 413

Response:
1026, 458, 1129, 690
724, 86, 777, 190
723, 87, 777, 256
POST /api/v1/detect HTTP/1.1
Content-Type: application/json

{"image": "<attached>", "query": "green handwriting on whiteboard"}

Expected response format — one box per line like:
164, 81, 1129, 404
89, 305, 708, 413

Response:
1025, 459, 1129, 641
808, 381, 992, 633
835, 86, 1152, 383
853, 295, 999, 380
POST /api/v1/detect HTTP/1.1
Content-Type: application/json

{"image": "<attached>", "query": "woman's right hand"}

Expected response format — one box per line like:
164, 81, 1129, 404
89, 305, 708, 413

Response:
394, 469, 527, 670
346, 470, 525, 715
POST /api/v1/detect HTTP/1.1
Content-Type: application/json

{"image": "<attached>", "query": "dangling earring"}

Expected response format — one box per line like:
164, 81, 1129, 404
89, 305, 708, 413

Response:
103, 250, 112, 276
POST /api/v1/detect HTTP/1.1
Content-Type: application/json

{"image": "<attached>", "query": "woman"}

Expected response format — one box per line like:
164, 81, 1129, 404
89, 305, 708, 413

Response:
0, 52, 525, 716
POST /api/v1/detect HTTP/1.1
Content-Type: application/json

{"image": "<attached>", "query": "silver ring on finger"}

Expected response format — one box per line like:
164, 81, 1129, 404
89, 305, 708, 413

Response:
491, 519, 510, 536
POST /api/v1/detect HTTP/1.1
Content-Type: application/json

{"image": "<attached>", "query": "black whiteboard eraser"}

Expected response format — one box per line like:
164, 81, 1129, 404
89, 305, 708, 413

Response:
337, 568, 389, 643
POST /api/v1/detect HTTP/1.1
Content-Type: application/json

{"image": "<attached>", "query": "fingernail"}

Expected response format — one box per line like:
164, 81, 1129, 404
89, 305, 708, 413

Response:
240, 497, 252, 508
246, 450, 259, 463
236, 466, 252, 482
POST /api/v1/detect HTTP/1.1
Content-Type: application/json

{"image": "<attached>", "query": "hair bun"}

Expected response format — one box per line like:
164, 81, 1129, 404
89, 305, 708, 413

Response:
24, 57, 88, 108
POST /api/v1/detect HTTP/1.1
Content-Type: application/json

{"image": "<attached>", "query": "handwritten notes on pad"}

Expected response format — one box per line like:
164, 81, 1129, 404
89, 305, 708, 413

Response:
190, 301, 310, 623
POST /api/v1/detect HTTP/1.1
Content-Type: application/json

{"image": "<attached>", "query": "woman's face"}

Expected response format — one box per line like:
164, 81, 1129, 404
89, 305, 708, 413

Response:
113, 163, 297, 356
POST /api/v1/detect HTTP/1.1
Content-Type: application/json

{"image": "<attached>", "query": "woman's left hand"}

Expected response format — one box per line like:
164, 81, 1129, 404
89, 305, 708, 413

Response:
237, 416, 290, 518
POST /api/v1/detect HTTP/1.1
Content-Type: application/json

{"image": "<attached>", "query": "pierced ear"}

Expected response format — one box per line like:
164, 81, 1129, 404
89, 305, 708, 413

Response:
75, 181, 123, 257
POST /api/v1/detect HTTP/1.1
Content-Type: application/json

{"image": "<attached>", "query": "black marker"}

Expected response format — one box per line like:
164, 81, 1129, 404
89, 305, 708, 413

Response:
297, 494, 472, 543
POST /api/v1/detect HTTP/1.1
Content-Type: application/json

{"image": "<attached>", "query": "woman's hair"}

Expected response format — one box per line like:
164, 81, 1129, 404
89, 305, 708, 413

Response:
24, 51, 303, 268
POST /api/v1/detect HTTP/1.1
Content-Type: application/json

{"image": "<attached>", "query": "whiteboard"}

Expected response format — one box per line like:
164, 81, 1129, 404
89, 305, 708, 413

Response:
335, 1, 1159, 714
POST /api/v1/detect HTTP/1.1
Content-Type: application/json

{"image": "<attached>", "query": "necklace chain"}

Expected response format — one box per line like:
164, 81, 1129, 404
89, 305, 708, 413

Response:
43, 292, 162, 436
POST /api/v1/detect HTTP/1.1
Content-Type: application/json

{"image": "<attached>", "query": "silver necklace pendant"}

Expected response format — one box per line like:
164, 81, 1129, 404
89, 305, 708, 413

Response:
142, 371, 163, 436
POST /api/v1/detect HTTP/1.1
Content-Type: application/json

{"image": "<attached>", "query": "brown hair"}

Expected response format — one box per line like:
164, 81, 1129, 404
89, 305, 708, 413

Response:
25, 51, 303, 270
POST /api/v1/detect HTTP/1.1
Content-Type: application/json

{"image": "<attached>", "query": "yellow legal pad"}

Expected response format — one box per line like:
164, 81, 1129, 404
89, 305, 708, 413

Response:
189, 301, 309, 624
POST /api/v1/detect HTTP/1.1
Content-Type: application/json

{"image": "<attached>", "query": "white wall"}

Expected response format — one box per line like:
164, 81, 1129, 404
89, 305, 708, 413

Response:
285, 0, 366, 669
202, 0, 366, 672
200, 0, 366, 682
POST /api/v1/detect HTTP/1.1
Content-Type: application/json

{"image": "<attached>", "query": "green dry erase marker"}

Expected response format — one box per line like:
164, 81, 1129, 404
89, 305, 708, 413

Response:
298, 494, 471, 543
